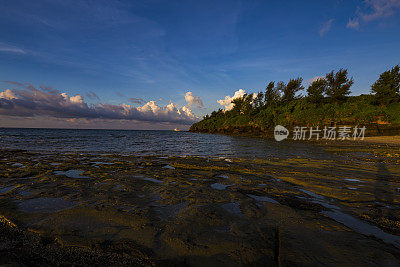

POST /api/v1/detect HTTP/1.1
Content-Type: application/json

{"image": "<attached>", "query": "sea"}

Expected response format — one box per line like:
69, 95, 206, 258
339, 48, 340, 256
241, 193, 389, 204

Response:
0, 127, 339, 159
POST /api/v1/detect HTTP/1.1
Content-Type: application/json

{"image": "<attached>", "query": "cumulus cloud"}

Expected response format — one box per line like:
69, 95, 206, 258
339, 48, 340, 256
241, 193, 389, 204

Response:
217, 89, 246, 111
319, 19, 334, 36
61, 92, 84, 104
184, 91, 203, 108
0, 89, 18, 100
0, 83, 199, 125
347, 0, 400, 29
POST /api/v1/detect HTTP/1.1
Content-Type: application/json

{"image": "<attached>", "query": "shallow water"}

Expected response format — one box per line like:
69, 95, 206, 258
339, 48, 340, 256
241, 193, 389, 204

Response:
11, 163, 24, 167
132, 175, 163, 184
54, 170, 90, 179
211, 183, 232, 190
152, 201, 189, 219
344, 178, 362, 182
162, 164, 175, 169
0, 185, 16, 194
299, 188, 400, 249
248, 194, 280, 204
221, 202, 242, 216
19, 197, 76, 213
18, 189, 32, 196
92, 161, 114, 165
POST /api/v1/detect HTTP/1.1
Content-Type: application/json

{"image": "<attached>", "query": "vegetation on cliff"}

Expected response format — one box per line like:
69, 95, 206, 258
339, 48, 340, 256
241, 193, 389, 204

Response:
190, 65, 400, 135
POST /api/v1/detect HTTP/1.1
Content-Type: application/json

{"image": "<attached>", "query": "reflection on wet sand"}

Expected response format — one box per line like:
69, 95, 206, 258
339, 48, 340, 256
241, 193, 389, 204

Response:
374, 159, 395, 215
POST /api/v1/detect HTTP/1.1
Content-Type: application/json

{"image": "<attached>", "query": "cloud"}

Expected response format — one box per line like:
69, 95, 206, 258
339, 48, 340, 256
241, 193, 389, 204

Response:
0, 89, 18, 100
347, 0, 400, 29
0, 83, 199, 125
347, 18, 360, 29
217, 89, 246, 111
304, 76, 326, 85
86, 91, 100, 100
319, 19, 334, 36
61, 92, 84, 104
0, 114, 192, 130
0, 42, 26, 54
129, 97, 144, 104
184, 92, 203, 108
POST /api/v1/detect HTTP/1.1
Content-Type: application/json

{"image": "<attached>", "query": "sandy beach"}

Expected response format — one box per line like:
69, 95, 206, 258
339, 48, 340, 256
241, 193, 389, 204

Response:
363, 135, 400, 145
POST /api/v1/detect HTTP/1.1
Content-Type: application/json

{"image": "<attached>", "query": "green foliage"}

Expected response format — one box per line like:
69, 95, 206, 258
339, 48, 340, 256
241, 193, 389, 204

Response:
190, 66, 400, 134
231, 94, 254, 116
386, 102, 400, 124
307, 78, 327, 104
325, 69, 353, 101
264, 82, 280, 106
281, 77, 304, 103
371, 65, 400, 104
253, 91, 264, 110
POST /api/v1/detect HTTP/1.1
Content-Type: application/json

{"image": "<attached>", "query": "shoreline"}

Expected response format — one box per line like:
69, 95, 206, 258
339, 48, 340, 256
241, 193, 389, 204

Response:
361, 135, 400, 145
191, 129, 400, 146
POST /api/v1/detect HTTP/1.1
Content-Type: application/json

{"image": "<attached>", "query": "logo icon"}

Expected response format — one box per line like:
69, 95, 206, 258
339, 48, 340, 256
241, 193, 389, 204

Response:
274, 125, 289, 141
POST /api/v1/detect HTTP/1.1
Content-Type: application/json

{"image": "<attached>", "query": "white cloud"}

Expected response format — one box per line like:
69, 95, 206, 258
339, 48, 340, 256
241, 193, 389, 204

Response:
61, 92, 84, 104
0, 89, 18, 100
217, 89, 246, 111
136, 100, 196, 121
137, 100, 160, 113
319, 19, 334, 36
179, 105, 195, 118
184, 91, 203, 108
347, 0, 400, 29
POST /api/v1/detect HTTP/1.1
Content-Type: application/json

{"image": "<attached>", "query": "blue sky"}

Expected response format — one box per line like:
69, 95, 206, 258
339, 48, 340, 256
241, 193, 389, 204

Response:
0, 0, 400, 129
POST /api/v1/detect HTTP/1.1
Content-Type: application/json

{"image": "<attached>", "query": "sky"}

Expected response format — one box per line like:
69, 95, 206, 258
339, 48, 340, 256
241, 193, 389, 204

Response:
0, 0, 400, 130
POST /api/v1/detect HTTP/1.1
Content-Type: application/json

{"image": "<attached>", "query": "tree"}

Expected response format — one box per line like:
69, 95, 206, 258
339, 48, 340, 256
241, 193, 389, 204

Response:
264, 81, 280, 106
281, 77, 303, 103
371, 65, 400, 104
231, 96, 245, 115
307, 78, 327, 103
253, 91, 264, 110
231, 94, 253, 115
242, 93, 254, 115
325, 69, 353, 101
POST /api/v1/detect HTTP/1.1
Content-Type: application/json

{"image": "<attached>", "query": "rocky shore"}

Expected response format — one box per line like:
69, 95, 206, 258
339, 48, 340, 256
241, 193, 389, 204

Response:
0, 143, 399, 265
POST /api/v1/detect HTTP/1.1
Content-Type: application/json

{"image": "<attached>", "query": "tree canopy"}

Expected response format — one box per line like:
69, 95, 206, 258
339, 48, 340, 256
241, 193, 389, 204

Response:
371, 65, 400, 104
307, 78, 327, 104
325, 69, 353, 101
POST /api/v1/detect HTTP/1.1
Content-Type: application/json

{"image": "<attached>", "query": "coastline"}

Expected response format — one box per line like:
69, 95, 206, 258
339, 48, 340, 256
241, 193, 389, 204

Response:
190, 128, 400, 146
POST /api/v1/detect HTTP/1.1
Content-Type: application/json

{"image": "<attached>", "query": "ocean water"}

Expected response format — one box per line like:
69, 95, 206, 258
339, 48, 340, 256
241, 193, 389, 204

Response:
0, 128, 336, 159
